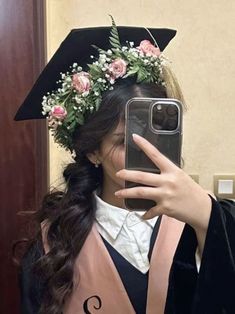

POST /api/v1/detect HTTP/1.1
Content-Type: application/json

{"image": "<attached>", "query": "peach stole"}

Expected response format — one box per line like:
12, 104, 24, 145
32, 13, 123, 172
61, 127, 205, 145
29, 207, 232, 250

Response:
42, 216, 184, 314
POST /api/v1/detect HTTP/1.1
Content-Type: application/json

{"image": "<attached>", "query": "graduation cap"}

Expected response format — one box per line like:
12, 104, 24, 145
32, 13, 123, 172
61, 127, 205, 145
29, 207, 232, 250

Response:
14, 25, 176, 121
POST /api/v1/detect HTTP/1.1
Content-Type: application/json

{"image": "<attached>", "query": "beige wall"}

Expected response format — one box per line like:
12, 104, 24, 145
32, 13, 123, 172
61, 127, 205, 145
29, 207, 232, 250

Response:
46, 0, 235, 191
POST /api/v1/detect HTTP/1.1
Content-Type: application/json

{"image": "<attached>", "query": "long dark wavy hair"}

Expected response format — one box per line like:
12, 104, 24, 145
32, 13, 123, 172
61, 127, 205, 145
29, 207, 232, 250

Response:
36, 79, 169, 314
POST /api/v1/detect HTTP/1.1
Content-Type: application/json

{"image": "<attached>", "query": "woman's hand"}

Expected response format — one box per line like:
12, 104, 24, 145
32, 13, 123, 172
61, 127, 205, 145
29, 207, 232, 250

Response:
115, 134, 212, 253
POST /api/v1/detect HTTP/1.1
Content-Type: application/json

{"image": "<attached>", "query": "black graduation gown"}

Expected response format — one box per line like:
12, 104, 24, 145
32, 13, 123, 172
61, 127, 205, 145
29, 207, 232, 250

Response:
165, 197, 235, 314
19, 197, 235, 314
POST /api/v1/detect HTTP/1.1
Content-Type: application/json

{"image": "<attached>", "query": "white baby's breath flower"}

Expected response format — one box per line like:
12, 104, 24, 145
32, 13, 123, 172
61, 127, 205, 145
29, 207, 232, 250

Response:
62, 82, 70, 89
75, 95, 82, 104
99, 59, 106, 65
129, 48, 135, 53
73, 63, 78, 68
82, 91, 89, 97
129, 41, 134, 47
107, 49, 112, 55
45, 105, 52, 111
99, 54, 106, 62
94, 91, 99, 96
131, 52, 138, 58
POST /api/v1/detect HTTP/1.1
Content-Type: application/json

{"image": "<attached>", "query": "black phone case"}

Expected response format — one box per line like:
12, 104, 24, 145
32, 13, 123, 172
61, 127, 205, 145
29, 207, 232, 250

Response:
125, 97, 183, 210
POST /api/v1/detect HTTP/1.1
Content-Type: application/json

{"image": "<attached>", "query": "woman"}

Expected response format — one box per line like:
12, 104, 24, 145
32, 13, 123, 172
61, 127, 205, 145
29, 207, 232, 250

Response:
16, 19, 235, 314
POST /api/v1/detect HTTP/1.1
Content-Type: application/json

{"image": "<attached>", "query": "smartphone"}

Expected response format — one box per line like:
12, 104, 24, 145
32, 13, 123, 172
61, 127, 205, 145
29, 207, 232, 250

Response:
124, 97, 183, 210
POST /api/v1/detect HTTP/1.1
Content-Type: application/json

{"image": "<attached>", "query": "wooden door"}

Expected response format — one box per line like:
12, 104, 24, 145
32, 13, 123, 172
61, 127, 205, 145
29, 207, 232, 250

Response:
0, 0, 47, 313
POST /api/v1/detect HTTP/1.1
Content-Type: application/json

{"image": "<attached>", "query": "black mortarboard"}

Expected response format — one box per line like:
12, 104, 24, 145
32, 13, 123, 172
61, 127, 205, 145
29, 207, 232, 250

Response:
14, 26, 176, 121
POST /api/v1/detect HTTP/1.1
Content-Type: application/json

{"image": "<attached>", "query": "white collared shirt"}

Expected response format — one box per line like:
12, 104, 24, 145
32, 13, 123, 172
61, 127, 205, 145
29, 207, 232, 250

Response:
95, 194, 201, 273
95, 194, 158, 274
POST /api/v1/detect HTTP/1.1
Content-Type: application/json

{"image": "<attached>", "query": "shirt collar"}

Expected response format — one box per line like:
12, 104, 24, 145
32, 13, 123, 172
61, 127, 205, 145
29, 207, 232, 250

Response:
95, 194, 157, 240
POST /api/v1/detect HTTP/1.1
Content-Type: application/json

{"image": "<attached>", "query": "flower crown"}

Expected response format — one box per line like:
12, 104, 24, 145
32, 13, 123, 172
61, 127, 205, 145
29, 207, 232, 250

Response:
42, 17, 167, 151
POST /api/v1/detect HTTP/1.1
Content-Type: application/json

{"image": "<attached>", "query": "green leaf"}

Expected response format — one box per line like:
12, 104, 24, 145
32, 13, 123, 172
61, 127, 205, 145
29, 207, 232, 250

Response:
109, 15, 121, 49
95, 97, 101, 110
88, 64, 102, 79
76, 114, 84, 125
70, 120, 78, 130
111, 48, 122, 58
66, 108, 75, 119
123, 66, 139, 78
91, 44, 107, 55
136, 68, 148, 82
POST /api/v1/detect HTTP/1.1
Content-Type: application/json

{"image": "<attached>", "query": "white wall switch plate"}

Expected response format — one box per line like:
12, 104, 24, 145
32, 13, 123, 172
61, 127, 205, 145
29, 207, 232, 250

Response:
214, 175, 235, 198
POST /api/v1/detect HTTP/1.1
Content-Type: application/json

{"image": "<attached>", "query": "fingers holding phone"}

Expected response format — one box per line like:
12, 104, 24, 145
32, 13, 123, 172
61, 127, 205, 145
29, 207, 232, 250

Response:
116, 134, 211, 233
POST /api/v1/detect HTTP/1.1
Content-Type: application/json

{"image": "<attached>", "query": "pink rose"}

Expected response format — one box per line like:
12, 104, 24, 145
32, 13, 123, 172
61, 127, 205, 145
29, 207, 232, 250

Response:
72, 72, 91, 94
108, 58, 127, 79
137, 40, 161, 57
50, 105, 67, 120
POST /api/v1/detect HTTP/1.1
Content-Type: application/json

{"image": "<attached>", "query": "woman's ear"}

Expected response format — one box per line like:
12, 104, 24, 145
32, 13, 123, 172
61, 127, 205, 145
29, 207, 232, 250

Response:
86, 151, 101, 167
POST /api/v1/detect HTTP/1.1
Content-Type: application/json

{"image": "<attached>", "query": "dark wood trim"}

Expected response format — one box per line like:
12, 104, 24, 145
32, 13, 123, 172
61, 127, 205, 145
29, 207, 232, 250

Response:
33, 0, 47, 75
33, 0, 49, 208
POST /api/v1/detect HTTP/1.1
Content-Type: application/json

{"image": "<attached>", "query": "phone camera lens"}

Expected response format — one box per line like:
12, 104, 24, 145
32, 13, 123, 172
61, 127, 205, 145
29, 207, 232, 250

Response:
152, 111, 164, 130
167, 118, 178, 130
166, 105, 177, 116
